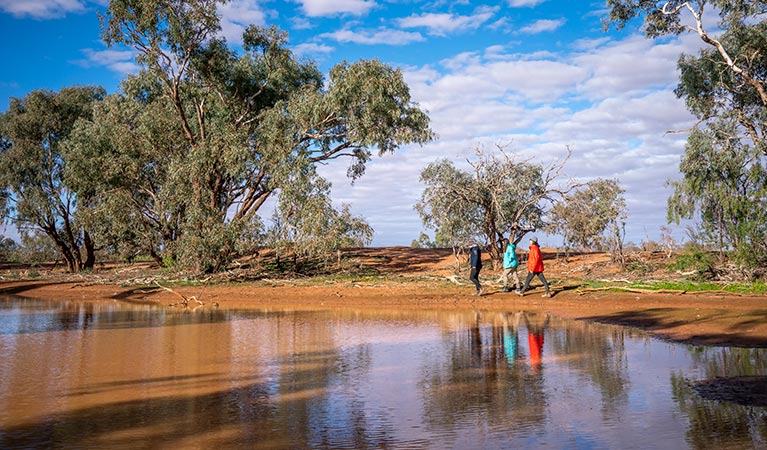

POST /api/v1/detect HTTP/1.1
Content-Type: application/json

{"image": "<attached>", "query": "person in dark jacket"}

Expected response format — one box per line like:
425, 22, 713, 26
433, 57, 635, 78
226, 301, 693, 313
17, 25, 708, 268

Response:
468, 241, 483, 296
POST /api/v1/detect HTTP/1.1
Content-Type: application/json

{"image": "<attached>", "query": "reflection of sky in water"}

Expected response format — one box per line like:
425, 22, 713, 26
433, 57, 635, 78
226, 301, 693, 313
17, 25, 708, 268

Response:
0, 296, 765, 450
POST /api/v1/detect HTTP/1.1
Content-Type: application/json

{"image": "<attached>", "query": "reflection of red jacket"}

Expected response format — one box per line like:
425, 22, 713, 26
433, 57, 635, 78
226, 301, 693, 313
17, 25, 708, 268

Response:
527, 243, 544, 272
528, 331, 544, 368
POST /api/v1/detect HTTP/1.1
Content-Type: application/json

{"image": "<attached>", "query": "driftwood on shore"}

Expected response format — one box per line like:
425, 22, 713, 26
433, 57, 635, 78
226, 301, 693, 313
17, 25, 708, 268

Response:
154, 281, 209, 307
577, 286, 687, 295
576, 286, 746, 296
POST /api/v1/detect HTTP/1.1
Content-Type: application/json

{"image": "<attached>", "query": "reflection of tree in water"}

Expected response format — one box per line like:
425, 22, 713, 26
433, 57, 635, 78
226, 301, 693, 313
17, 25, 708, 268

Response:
0, 297, 247, 334
546, 319, 631, 412
686, 346, 767, 376
671, 347, 767, 450
0, 304, 408, 449
419, 311, 548, 436
271, 311, 400, 449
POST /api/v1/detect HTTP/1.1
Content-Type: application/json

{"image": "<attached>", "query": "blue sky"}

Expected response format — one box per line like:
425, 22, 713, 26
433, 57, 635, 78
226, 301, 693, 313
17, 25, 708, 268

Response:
0, 0, 708, 248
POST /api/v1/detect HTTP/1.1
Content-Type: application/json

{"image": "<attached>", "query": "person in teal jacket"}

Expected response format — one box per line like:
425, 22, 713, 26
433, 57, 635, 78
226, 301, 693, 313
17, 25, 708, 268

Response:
500, 237, 522, 293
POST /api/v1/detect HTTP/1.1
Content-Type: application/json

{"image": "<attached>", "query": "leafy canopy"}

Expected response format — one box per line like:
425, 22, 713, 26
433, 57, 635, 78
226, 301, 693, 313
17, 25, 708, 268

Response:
547, 178, 627, 253
0, 87, 105, 272
668, 122, 767, 269
62, 0, 432, 273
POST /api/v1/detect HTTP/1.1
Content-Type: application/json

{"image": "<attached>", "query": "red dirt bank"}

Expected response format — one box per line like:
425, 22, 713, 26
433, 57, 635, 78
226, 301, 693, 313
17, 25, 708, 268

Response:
2, 247, 766, 348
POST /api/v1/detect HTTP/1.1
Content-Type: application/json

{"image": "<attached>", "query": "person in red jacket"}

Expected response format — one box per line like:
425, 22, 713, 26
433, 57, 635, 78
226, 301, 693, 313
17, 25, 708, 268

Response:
516, 236, 552, 298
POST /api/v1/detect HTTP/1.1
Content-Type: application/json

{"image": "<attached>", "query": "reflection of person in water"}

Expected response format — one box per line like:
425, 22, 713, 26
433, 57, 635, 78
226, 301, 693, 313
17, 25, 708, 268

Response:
502, 312, 522, 366
524, 312, 550, 371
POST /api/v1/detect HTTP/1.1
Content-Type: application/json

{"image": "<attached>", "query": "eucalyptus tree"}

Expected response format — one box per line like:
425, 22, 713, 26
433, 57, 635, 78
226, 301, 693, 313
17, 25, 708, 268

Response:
0, 236, 16, 261
67, 0, 432, 272
605, 0, 767, 154
546, 178, 627, 260
266, 168, 373, 269
668, 123, 767, 268
0, 87, 105, 272
416, 147, 570, 266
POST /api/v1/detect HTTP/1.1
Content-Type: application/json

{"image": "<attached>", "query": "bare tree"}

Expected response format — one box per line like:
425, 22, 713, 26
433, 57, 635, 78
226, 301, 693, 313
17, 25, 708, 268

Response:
416, 144, 571, 268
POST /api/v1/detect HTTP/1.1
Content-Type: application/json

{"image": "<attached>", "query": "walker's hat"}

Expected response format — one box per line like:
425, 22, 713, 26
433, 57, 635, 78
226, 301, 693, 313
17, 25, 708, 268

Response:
529, 236, 538, 243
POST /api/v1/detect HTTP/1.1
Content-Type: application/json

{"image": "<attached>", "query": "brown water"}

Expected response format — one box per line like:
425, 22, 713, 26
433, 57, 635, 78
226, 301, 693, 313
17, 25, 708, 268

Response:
0, 296, 766, 450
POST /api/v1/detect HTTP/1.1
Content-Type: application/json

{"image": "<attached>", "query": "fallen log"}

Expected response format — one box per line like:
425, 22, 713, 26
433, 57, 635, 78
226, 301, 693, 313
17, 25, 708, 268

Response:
577, 286, 686, 295
576, 286, 748, 296
155, 281, 204, 307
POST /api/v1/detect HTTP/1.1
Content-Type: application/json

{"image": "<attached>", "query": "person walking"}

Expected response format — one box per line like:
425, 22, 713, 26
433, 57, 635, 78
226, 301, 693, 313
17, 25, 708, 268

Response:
517, 236, 552, 298
468, 241, 483, 296
499, 237, 522, 293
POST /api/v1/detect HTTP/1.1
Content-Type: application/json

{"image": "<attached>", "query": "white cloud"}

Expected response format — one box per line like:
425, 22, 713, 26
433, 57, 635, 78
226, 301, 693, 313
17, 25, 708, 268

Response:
298, 0, 376, 17
0, 0, 85, 18
571, 37, 611, 51
319, 28, 424, 45
75, 48, 139, 74
518, 18, 566, 34
291, 16, 314, 30
217, 0, 267, 45
573, 34, 702, 99
507, 0, 547, 7
423, 55, 587, 105
293, 42, 335, 56
316, 32, 700, 246
397, 6, 498, 36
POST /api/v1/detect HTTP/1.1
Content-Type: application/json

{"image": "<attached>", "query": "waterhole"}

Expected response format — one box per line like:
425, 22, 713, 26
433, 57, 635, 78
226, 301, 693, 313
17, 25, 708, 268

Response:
0, 296, 765, 449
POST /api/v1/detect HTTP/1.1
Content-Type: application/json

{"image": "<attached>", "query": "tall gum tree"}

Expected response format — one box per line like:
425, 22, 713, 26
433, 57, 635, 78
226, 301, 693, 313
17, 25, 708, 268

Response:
606, 0, 767, 271
667, 123, 767, 268
0, 87, 105, 272
605, 0, 767, 154
68, 0, 432, 272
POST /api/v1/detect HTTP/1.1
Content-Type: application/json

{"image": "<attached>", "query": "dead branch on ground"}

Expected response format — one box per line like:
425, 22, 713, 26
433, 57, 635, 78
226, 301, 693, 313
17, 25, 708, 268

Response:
155, 281, 204, 307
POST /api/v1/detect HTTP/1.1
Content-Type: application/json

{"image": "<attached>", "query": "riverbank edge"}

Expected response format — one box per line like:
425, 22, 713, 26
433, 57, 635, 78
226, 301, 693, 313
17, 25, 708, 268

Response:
2, 278, 767, 349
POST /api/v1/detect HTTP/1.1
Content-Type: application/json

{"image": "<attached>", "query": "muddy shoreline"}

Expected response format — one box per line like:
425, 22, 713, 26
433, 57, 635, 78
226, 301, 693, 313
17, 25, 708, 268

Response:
2, 278, 766, 349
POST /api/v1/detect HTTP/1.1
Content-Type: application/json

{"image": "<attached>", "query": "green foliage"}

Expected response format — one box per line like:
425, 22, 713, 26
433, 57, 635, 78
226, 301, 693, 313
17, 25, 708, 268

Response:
606, 0, 767, 273
547, 178, 627, 254
668, 124, 767, 268
581, 279, 766, 294
15, 231, 61, 263
629, 280, 767, 294
266, 168, 373, 265
59, 1, 432, 273
411, 232, 436, 249
0, 236, 17, 261
672, 251, 717, 276
0, 87, 104, 272
724, 281, 767, 294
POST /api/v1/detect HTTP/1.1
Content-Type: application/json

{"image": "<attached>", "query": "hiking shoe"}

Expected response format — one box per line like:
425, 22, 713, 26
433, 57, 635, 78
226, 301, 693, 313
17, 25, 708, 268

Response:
542, 293, 551, 298
516, 291, 524, 297
477, 289, 484, 296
